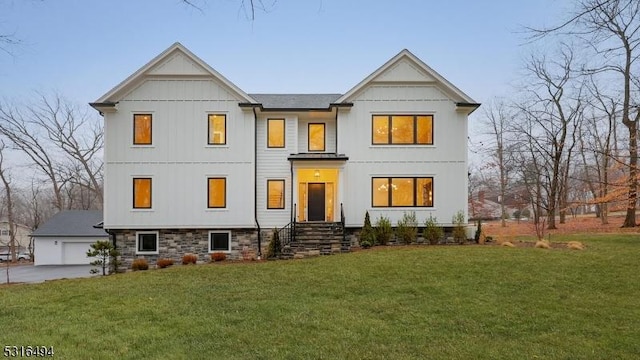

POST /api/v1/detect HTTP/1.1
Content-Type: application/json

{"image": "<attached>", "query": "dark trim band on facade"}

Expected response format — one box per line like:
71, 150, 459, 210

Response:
287, 153, 349, 161
455, 102, 481, 114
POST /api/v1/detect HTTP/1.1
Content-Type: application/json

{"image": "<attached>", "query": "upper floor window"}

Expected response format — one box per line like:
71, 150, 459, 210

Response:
208, 114, 226, 145
208, 177, 226, 208
372, 177, 433, 207
133, 114, 152, 145
372, 115, 433, 145
133, 178, 152, 209
267, 179, 285, 209
308, 123, 325, 152
267, 119, 285, 148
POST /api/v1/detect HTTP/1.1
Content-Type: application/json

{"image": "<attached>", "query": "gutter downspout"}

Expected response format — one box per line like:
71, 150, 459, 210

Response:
252, 107, 262, 259
334, 106, 339, 154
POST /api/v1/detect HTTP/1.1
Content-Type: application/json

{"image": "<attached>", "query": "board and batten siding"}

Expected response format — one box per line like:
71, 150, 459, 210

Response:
256, 115, 297, 228
339, 84, 469, 227
104, 78, 255, 229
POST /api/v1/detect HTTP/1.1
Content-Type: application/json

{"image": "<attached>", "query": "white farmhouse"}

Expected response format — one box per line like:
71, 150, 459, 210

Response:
91, 43, 478, 267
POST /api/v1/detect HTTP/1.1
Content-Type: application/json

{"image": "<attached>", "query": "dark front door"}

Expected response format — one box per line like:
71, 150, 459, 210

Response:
308, 183, 325, 221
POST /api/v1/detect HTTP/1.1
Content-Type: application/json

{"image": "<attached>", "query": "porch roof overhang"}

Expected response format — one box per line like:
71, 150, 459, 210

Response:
287, 153, 349, 161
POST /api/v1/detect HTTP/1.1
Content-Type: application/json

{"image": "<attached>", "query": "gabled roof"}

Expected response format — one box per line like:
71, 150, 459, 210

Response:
248, 94, 343, 110
92, 42, 255, 105
336, 49, 477, 105
31, 210, 107, 238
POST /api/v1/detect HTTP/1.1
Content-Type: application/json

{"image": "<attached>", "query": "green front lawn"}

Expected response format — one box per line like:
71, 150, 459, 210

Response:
1, 234, 639, 359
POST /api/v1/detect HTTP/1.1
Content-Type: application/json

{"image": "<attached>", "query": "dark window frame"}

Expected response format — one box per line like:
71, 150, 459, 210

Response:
207, 177, 227, 209
371, 176, 434, 207
136, 232, 159, 254
267, 118, 286, 148
133, 177, 152, 209
209, 231, 231, 252
371, 115, 434, 145
308, 123, 326, 152
133, 114, 153, 145
207, 114, 227, 145
267, 179, 286, 209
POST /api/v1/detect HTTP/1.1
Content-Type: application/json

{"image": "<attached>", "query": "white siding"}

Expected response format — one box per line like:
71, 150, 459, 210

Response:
339, 83, 469, 227
104, 77, 255, 229
255, 115, 297, 228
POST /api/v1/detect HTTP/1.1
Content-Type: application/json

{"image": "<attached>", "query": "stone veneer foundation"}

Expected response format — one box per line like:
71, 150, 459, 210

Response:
113, 228, 261, 269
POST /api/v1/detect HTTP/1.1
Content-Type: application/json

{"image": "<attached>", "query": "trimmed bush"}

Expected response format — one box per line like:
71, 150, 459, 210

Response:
131, 258, 149, 271
374, 215, 393, 245
156, 258, 174, 269
359, 211, 375, 248
396, 211, 418, 245
211, 252, 227, 262
474, 219, 482, 244
452, 210, 467, 244
182, 253, 198, 265
424, 215, 444, 245
266, 228, 282, 259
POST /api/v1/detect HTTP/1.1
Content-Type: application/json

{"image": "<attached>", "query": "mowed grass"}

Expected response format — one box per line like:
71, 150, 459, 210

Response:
1, 234, 639, 359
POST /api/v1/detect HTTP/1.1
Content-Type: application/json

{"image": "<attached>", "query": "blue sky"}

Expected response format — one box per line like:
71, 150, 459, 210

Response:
0, 0, 568, 110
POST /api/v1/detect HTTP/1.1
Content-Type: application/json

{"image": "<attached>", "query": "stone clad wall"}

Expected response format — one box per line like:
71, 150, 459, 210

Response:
114, 228, 258, 269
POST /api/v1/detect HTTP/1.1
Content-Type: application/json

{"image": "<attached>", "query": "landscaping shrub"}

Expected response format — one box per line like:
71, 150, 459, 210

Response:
131, 258, 149, 271
266, 228, 281, 259
424, 215, 444, 245
396, 211, 418, 245
156, 258, 174, 268
86, 240, 120, 275
374, 215, 393, 245
535, 240, 551, 249
182, 253, 198, 265
474, 219, 482, 244
359, 211, 375, 248
501, 241, 515, 247
567, 241, 585, 250
211, 252, 227, 262
452, 210, 467, 244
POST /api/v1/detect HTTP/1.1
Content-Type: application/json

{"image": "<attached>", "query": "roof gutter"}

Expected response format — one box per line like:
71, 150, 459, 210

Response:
239, 102, 354, 112
455, 102, 481, 115
89, 101, 119, 116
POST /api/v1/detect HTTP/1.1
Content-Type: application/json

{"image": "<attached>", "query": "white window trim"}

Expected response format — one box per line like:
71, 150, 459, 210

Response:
208, 230, 232, 253
136, 231, 159, 255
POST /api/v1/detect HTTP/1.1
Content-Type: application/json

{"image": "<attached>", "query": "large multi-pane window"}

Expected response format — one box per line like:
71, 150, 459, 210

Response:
267, 179, 285, 209
207, 178, 226, 208
372, 115, 433, 145
267, 119, 285, 148
208, 114, 226, 145
372, 177, 433, 207
133, 114, 152, 145
133, 178, 152, 209
308, 123, 325, 151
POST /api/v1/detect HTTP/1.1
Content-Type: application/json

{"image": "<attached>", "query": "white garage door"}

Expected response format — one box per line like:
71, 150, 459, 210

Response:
62, 242, 93, 265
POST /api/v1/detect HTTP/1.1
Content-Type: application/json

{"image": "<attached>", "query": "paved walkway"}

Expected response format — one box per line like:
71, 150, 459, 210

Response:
0, 264, 97, 284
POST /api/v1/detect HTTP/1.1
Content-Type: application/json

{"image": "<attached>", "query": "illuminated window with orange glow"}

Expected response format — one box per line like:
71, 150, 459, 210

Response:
372, 177, 434, 207
371, 115, 433, 145
267, 119, 285, 148
133, 178, 152, 209
208, 114, 226, 145
308, 123, 325, 151
208, 178, 226, 208
133, 114, 152, 145
267, 179, 285, 209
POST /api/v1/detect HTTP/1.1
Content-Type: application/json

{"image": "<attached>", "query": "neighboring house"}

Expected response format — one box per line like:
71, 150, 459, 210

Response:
0, 220, 32, 253
32, 210, 108, 266
90, 42, 478, 266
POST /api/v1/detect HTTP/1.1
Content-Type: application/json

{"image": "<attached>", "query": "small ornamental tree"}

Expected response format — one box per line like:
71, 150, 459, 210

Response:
452, 210, 467, 244
87, 240, 119, 276
266, 228, 282, 259
374, 215, 393, 245
396, 211, 418, 245
424, 215, 444, 245
359, 211, 375, 248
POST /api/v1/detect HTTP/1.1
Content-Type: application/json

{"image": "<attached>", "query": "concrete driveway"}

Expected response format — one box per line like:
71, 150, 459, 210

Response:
0, 264, 97, 284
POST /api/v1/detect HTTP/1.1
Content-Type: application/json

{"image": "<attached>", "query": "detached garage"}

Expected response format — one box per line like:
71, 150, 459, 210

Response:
32, 210, 108, 266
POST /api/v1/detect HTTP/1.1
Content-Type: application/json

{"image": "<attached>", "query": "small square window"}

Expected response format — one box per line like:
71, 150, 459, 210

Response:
209, 231, 231, 252
136, 232, 159, 254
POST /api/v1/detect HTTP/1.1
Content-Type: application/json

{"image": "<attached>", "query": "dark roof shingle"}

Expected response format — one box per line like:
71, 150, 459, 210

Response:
249, 94, 342, 109
31, 210, 106, 237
